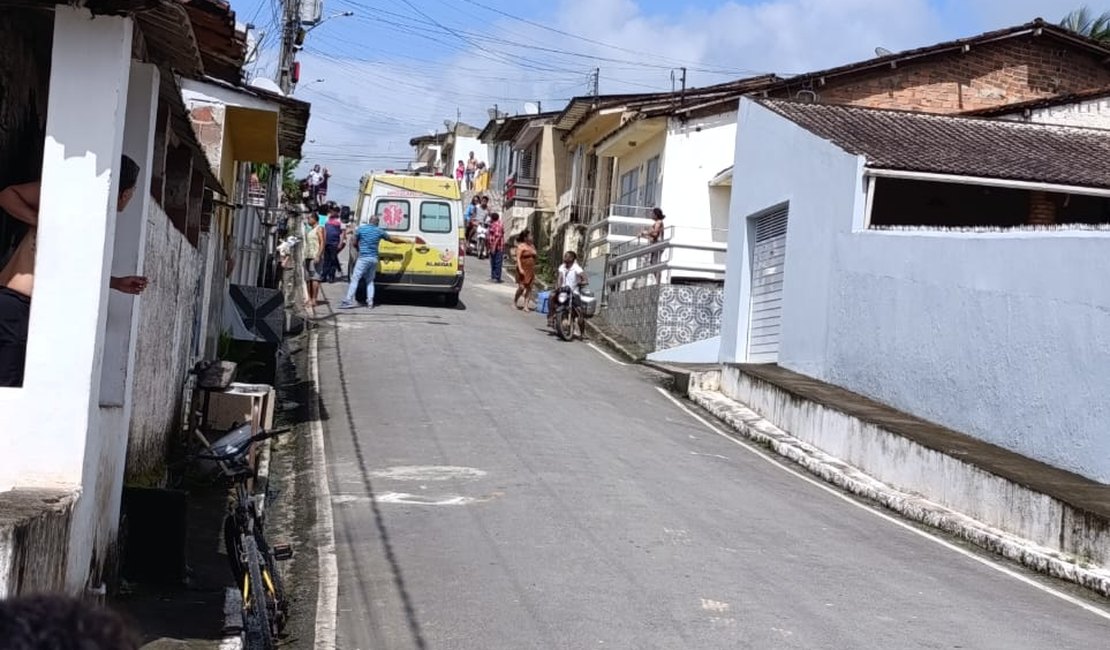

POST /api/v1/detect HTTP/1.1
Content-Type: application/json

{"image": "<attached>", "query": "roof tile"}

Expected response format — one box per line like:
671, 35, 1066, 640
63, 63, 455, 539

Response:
759, 99, 1110, 189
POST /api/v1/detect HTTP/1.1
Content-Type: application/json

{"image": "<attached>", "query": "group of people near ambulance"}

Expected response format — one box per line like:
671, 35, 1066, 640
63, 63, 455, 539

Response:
464, 195, 505, 283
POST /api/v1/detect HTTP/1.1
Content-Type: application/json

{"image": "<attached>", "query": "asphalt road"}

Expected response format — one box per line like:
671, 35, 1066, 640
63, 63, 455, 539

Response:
314, 263, 1110, 650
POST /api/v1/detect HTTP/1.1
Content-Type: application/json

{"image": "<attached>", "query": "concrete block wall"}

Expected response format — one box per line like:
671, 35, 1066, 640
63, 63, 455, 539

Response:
125, 201, 203, 483
0, 490, 76, 597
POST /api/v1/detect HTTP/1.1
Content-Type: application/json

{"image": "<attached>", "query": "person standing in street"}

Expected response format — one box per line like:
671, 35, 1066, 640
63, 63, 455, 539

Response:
303, 210, 325, 312
465, 152, 478, 191
488, 212, 505, 283
513, 229, 537, 310
455, 160, 465, 187
0, 155, 148, 387
322, 204, 345, 282
339, 214, 424, 310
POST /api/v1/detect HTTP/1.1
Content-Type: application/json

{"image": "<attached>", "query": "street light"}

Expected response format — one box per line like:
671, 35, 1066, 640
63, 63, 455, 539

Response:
303, 10, 354, 35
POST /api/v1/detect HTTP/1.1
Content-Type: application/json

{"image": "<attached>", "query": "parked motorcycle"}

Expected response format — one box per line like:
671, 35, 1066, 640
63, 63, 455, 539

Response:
474, 223, 489, 259
552, 282, 598, 341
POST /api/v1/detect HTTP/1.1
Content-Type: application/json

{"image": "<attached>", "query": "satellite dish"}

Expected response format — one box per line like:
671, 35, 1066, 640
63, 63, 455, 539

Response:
875, 47, 894, 57
248, 77, 284, 96
487, 108, 499, 119
523, 102, 540, 115
444, 120, 456, 132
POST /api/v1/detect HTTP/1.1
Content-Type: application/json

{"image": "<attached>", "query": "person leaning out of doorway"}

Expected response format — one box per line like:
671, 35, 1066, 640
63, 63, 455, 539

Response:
0, 155, 149, 387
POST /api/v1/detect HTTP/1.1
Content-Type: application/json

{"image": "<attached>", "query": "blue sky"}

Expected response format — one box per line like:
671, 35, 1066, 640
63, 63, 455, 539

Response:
226, 0, 1086, 201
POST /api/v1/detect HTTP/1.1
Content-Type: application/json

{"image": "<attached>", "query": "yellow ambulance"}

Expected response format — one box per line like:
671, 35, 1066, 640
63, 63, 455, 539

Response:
354, 172, 465, 307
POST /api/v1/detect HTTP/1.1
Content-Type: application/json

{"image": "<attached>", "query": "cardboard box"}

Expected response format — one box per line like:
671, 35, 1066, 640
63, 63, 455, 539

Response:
205, 383, 276, 433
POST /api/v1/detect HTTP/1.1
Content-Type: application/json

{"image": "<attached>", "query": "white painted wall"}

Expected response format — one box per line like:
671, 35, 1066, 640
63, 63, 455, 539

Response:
451, 135, 488, 171
724, 98, 1110, 483
127, 201, 204, 480
822, 228, 1110, 483
720, 98, 866, 366
999, 95, 1110, 128
659, 111, 736, 240
658, 111, 738, 272
0, 8, 131, 498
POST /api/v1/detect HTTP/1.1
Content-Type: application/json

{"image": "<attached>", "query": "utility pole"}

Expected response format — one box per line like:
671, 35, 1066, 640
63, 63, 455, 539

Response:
680, 67, 687, 105
589, 68, 600, 103
267, 0, 301, 289
276, 0, 302, 94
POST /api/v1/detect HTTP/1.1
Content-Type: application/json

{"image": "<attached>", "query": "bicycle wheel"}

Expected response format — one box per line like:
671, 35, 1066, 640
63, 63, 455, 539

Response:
241, 536, 275, 650
256, 532, 289, 633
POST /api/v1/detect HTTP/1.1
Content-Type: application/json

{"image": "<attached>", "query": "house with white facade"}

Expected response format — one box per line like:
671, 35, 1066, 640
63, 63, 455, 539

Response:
0, 0, 308, 597
673, 97, 1110, 488
551, 79, 777, 355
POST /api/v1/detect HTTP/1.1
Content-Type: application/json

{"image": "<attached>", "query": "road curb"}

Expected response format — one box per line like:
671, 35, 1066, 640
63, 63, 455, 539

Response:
687, 387, 1110, 599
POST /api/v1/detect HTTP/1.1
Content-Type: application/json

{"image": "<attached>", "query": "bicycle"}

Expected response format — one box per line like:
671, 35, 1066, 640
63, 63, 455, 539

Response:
196, 424, 293, 649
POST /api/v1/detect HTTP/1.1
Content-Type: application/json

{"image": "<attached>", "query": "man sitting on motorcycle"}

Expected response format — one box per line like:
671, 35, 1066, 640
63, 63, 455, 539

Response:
549, 250, 586, 328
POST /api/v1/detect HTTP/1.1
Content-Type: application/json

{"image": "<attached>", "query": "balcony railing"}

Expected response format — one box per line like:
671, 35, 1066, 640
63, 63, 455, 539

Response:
604, 226, 727, 294
247, 182, 267, 208
555, 187, 597, 230
504, 173, 539, 207
583, 208, 727, 297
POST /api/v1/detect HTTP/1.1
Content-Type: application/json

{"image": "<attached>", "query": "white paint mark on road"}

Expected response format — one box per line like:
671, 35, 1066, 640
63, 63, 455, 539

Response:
333, 490, 490, 505
665, 528, 692, 546
310, 328, 339, 650
370, 465, 488, 482
655, 387, 1110, 624
700, 598, 731, 613
587, 342, 629, 366
690, 451, 729, 460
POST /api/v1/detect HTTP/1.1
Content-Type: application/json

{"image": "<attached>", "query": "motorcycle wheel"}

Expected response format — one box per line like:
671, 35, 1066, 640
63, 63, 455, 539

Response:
555, 310, 574, 342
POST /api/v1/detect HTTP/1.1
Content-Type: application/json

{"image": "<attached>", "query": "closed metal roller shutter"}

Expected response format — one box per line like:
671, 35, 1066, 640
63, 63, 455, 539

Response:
748, 207, 789, 363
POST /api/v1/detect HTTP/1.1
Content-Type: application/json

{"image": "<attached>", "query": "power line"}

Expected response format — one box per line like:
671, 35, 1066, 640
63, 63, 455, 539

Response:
456, 0, 769, 76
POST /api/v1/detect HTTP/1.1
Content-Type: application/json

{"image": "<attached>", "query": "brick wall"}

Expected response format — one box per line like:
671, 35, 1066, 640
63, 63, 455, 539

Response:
1027, 190, 1058, 225
776, 36, 1110, 114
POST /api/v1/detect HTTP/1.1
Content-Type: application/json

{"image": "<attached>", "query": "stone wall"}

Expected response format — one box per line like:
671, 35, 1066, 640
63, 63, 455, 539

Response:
125, 202, 204, 483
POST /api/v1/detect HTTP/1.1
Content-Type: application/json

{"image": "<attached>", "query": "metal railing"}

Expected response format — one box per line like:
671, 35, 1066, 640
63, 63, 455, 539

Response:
600, 223, 728, 296
584, 213, 655, 262
555, 187, 597, 229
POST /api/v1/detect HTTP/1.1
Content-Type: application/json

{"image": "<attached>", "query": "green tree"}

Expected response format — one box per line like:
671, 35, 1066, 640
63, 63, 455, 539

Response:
251, 158, 301, 205
1061, 6, 1110, 42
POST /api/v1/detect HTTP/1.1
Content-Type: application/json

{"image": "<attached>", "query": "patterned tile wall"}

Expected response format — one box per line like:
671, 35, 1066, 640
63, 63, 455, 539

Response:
655, 286, 725, 351
598, 284, 724, 354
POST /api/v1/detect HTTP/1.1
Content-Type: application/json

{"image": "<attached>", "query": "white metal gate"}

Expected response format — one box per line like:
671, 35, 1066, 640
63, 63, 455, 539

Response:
747, 206, 789, 363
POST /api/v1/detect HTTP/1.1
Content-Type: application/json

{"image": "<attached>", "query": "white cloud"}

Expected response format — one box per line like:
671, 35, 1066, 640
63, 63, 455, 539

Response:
285, 0, 1086, 205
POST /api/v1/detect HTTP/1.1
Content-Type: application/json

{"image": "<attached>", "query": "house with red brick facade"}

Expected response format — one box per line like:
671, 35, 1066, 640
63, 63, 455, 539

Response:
760, 18, 1110, 114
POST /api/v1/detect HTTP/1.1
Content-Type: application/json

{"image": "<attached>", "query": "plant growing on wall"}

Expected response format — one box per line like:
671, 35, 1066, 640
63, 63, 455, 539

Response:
251, 158, 301, 206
